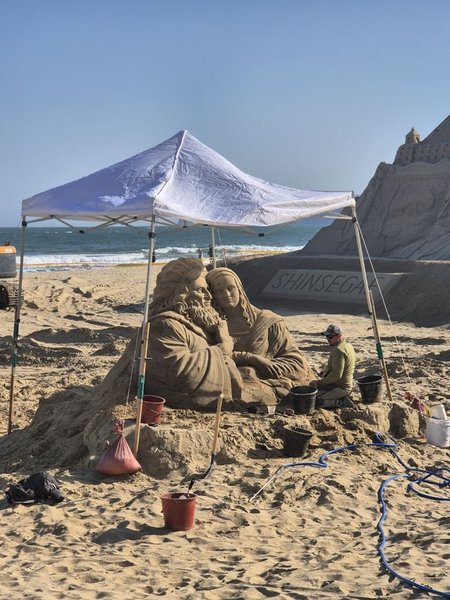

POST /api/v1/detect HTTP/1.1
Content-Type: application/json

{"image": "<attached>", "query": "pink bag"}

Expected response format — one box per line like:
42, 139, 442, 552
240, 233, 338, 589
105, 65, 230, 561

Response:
405, 391, 429, 416
95, 419, 141, 475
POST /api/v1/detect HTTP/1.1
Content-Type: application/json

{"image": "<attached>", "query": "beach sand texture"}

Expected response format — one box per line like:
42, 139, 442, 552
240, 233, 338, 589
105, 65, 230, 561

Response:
0, 265, 449, 599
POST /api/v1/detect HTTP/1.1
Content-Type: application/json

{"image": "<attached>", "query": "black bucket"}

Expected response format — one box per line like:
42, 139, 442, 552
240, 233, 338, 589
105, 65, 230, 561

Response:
289, 385, 317, 415
283, 426, 313, 458
357, 375, 383, 404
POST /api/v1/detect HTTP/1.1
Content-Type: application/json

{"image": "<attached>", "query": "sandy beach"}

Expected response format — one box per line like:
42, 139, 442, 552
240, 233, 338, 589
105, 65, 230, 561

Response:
0, 263, 449, 599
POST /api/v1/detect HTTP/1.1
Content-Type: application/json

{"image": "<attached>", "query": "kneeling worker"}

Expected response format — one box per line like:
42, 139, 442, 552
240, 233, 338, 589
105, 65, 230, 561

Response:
312, 324, 355, 408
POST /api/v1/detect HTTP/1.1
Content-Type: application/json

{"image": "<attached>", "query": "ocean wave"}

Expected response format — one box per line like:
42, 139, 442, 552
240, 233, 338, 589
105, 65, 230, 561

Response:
20, 245, 304, 271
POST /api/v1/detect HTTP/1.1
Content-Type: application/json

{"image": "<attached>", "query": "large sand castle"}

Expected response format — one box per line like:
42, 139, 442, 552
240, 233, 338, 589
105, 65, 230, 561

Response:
301, 115, 450, 260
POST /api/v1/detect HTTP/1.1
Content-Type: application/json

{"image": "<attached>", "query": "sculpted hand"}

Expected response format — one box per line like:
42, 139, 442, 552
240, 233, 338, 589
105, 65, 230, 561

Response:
247, 355, 282, 378
216, 320, 233, 356
216, 319, 231, 342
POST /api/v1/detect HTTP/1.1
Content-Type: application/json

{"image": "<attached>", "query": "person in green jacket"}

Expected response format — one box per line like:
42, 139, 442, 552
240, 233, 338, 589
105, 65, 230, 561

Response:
312, 324, 355, 408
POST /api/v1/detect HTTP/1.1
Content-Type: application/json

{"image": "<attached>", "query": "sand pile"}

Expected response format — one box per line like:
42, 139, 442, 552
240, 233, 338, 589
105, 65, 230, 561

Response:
301, 159, 450, 260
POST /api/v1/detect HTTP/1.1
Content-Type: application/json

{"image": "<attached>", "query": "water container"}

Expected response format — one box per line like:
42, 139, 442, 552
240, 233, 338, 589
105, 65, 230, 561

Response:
357, 375, 383, 404
425, 418, 450, 448
289, 385, 317, 414
140, 395, 165, 425
161, 493, 197, 531
429, 404, 448, 420
283, 426, 313, 457
0, 243, 17, 278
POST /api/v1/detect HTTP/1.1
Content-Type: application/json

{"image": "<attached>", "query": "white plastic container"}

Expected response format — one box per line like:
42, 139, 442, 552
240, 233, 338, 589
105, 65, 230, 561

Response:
429, 404, 448, 420
425, 417, 450, 448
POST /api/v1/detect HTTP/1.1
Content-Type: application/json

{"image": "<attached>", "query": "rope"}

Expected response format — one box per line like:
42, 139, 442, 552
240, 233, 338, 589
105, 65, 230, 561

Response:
249, 432, 450, 598
355, 221, 414, 389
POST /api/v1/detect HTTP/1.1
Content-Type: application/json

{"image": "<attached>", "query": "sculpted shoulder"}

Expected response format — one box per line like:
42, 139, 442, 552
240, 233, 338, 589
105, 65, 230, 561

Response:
150, 310, 210, 340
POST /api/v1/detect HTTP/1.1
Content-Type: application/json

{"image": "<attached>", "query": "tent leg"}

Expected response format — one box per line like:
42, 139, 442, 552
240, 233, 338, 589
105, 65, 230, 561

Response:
351, 206, 393, 401
133, 215, 157, 455
351, 206, 373, 318
8, 219, 27, 434
133, 322, 150, 456
210, 227, 216, 268
141, 215, 156, 320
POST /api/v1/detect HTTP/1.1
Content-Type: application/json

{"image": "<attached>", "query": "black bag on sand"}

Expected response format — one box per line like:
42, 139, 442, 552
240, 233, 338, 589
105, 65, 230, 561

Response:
5, 471, 64, 505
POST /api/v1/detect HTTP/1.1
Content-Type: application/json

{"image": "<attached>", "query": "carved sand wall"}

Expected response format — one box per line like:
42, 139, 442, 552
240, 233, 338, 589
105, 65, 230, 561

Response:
301, 117, 450, 261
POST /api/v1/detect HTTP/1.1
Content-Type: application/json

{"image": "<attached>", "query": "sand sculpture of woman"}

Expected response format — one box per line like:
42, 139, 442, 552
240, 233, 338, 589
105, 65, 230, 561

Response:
206, 267, 313, 402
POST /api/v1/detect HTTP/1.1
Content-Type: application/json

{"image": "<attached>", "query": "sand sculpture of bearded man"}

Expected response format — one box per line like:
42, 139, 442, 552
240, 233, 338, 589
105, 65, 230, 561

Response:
144, 258, 244, 409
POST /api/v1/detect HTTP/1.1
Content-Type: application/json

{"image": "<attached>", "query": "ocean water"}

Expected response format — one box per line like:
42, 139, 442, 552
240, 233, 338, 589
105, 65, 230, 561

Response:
0, 219, 329, 271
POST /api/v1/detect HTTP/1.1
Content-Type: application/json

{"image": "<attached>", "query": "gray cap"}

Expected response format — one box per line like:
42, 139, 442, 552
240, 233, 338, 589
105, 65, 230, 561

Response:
321, 324, 343, 338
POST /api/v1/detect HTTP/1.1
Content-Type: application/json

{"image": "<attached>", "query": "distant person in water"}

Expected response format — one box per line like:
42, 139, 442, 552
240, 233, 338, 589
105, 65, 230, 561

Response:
206, 267, 314, 401
311, 323, 355, 409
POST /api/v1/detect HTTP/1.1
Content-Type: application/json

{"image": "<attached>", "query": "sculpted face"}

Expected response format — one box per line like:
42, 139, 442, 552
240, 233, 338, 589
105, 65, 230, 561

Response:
187, 273, 212, 307
209, 274, 240, 311
185, 272, 221, 331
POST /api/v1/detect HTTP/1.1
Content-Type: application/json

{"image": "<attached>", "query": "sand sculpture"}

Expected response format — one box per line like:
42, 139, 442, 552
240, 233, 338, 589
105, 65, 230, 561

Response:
144, 258, 243, 408
206, 267, 314, 402
144, 259, 313, 409
301, 114, 450, 260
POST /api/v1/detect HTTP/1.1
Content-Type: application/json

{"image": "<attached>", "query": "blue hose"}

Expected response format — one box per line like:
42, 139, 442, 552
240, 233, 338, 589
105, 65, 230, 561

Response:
250, 432, 450, 598
377, 472, 450, 598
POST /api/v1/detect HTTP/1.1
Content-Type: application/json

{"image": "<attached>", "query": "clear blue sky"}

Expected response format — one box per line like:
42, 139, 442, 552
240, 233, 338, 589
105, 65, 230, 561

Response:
1, 0, 449, 226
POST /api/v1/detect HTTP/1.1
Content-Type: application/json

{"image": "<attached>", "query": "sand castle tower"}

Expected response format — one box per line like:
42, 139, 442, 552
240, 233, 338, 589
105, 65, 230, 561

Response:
394, 117, 450, 164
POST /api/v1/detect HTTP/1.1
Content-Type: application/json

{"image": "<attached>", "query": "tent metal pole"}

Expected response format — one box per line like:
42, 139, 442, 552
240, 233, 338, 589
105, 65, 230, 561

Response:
8, 219, 27, 434
133, 321, 150, 457
142, 215, 156, 320
133, 215, 156, 456
351, 205, 392, 400
210, 227, 216, 268
351, 205, 373, 318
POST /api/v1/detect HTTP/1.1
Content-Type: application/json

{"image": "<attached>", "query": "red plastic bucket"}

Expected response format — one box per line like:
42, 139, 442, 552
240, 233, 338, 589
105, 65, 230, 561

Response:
161, 492, 197, 531
141, 395, 165, 425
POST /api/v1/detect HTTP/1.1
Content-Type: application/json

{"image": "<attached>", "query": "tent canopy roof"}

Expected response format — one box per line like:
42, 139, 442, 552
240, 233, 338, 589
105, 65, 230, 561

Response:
22, 130, 354, 227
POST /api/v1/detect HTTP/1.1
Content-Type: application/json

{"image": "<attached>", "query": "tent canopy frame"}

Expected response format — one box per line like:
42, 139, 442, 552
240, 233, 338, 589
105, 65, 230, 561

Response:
8, 130, 382, 434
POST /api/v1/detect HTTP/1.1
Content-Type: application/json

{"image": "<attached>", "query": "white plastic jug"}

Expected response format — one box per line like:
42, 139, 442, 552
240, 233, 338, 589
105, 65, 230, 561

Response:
425, 417, 450, 448
429, 404, 448, 420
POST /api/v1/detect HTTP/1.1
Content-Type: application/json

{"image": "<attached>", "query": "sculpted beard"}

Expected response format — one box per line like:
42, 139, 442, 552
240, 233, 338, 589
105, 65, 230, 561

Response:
186, 299, 222, 331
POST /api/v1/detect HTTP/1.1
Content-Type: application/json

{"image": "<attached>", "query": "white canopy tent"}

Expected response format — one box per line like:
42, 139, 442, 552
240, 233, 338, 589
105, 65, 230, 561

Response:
9, 130, 381, 436
22, 130, 354, 226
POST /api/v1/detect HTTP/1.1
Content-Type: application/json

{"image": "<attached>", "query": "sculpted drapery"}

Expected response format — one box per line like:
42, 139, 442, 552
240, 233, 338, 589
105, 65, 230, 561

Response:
206, 268, 314, 400
145, 310, 243, 408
